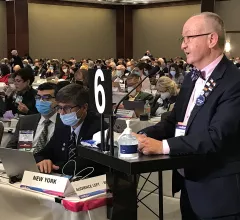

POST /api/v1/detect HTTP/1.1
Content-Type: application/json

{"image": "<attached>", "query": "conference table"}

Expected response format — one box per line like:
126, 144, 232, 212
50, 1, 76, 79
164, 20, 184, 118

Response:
0, 170, 109, 220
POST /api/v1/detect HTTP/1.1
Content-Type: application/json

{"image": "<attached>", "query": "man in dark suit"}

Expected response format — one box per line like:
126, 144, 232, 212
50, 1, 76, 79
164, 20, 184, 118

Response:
35, 84, 108, 175
6, 82, 60, 152
134, 12, 240, 219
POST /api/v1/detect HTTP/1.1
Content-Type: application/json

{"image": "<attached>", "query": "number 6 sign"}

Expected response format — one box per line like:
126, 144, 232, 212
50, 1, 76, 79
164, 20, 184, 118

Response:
88, 69, 112, 115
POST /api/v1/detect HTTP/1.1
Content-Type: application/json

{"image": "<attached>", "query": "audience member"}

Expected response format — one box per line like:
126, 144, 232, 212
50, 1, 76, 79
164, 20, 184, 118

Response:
0, 64, 11, 84
151, 76, 178, 116
6, 83, 60, 152
5, 68, 38, 115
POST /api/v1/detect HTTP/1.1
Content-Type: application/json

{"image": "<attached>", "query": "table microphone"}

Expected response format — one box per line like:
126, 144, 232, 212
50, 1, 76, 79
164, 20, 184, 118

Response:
105, 67, 160, 153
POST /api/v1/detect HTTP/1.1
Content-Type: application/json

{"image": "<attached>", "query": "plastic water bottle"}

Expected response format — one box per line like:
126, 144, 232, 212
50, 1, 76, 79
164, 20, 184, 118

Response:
118, 120, 139, 159
144, 100, 151, 119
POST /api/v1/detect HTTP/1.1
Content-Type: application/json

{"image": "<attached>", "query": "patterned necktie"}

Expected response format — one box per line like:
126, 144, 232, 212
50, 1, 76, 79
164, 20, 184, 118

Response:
68, 131, 77, 160
34, 119, 52, 154
191, 69, 206, 81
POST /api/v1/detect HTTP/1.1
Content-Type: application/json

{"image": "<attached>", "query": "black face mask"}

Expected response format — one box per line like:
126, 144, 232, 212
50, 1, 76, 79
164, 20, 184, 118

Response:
75, 80, 84, 86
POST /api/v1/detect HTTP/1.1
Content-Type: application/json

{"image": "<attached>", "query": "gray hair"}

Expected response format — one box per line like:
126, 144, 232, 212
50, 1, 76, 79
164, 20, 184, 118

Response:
56, 84, 89, 106
88, 60, 94, 69
197, 12, 226, 49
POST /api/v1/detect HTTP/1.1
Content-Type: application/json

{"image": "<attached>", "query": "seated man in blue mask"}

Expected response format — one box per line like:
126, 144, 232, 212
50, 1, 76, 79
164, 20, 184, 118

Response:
6, 82, 61, 152
34, 84, 109, 175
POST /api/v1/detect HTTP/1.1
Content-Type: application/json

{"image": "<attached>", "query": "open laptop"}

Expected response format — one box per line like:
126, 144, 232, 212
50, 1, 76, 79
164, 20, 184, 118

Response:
0, 148, 39, 177
123, 100, 145, 117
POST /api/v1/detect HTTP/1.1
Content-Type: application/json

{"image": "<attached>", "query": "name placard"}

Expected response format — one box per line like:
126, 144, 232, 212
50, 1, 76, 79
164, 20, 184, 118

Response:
116, 109, 135, 118
20, 171, 75, 197
71, 175, 107, 199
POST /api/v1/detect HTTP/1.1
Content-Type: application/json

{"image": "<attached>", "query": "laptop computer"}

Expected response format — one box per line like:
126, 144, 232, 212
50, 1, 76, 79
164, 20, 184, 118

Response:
0, 148, 39, 177
123, 100, 145, 117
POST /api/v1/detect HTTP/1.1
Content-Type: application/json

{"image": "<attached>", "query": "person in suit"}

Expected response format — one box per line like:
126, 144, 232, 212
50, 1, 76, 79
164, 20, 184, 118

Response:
10, 50, 23, 68
134, 12, 240, 220
6, 82, 60, 152
34, 84, 109, 175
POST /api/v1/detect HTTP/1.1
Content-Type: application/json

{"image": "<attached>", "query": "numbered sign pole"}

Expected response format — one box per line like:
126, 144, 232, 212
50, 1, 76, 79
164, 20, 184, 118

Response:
89, 69, 112, 152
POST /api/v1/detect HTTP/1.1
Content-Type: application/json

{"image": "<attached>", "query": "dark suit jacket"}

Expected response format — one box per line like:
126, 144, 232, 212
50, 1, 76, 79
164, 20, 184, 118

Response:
34, 111, 109, 176
140, 56, 240, 218
6, 113, 62, 149
5, 87, 38, 115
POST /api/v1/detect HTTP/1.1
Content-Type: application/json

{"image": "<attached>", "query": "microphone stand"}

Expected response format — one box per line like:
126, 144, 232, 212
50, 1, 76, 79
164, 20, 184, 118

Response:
104, 75, 151, 156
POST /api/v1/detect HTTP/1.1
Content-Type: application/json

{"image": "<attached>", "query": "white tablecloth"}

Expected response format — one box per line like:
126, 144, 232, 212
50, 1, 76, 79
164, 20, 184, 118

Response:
0, 177, 108, 220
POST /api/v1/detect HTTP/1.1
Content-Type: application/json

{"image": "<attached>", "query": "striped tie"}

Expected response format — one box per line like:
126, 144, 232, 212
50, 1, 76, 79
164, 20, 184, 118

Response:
34, 119, 51, 154
68, 131, 77, 160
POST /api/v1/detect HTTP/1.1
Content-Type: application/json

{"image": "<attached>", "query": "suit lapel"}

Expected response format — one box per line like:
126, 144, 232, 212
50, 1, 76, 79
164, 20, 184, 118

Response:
33, 114, 41, 137
186, 56, 228, 133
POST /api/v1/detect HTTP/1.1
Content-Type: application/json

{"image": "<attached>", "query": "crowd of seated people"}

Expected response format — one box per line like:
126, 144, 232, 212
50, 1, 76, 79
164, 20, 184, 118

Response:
1, 49, 240, 176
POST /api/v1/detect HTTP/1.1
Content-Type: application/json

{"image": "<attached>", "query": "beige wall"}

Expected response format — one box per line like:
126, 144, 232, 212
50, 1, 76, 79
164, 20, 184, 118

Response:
216, 0, 240, 57
0, 1, 7, 59
133, 4, 200, 59
28, 3, 116, 60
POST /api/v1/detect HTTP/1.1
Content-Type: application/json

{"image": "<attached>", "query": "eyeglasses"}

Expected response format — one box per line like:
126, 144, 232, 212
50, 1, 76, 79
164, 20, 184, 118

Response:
55, 105, 79, 114
179, 33, 212, 44
35, 94, 55, 101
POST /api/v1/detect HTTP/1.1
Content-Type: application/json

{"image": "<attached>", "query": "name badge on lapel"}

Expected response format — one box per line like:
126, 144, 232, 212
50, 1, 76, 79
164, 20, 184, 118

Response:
196, 78, 217, 107
18, 130, 34, 150
175, 123, 187, 137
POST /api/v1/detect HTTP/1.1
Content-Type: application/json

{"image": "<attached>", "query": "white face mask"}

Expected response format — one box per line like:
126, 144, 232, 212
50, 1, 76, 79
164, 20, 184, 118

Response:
127, 86, 136, 96
160, 92, 171, 100
170, 71, 176, 77
63, 69, 68, 73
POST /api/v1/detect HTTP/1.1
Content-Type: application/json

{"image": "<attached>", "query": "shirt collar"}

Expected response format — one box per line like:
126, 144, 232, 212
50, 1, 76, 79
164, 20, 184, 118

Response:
71, 122, 83, 136
201, 54, 224, 80
39, 112, 57, 125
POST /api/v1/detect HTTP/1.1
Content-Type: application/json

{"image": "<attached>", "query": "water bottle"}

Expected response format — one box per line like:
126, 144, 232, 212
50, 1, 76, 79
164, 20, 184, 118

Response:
144, 100, 151, 119
118, 120, 139, 159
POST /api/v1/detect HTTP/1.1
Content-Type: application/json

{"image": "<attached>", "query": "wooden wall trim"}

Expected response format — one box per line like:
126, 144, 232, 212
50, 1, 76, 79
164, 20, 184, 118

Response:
28, 0, 118, 9
133, 0, 200, 9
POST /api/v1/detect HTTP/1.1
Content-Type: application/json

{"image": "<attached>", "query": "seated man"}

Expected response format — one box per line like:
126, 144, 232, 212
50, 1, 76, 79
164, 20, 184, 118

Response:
126, 73, 154, 104
6, 82, 60, 152
35, 84, 109, 175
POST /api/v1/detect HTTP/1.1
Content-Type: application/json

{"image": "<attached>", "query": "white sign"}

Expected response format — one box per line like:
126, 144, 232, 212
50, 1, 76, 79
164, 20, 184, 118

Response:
20, 171, 76, 197
71, 175, 107, 199
116, 109, 135, 118
94, 69, 106, 114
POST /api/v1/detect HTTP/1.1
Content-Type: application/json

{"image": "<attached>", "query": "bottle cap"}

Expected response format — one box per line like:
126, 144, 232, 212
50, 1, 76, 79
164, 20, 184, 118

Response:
124, 120, 132, 134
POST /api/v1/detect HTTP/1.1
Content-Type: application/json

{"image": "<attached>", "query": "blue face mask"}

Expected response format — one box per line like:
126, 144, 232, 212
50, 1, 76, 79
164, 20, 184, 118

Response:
116, 70, 122, 77
60, 109, 81, 127
127, 67, 132, 72
144, 70, 149, 76
135, 71, 141, 76
36, 100, 52, 115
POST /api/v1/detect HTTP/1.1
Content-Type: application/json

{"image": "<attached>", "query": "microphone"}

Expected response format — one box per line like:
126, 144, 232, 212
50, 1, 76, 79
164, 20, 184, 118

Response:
105, 69, 158, 153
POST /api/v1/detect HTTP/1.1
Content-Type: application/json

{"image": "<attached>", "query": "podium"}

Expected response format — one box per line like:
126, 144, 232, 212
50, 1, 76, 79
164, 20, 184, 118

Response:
78, 146, 205, 220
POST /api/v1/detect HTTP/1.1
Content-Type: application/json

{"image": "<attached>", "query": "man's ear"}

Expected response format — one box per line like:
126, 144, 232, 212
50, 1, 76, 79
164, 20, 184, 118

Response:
208, 32, 219, 49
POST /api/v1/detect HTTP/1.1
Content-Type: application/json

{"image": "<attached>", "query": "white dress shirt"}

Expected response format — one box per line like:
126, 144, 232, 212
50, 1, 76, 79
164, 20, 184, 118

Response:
32, 112, 57, 148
